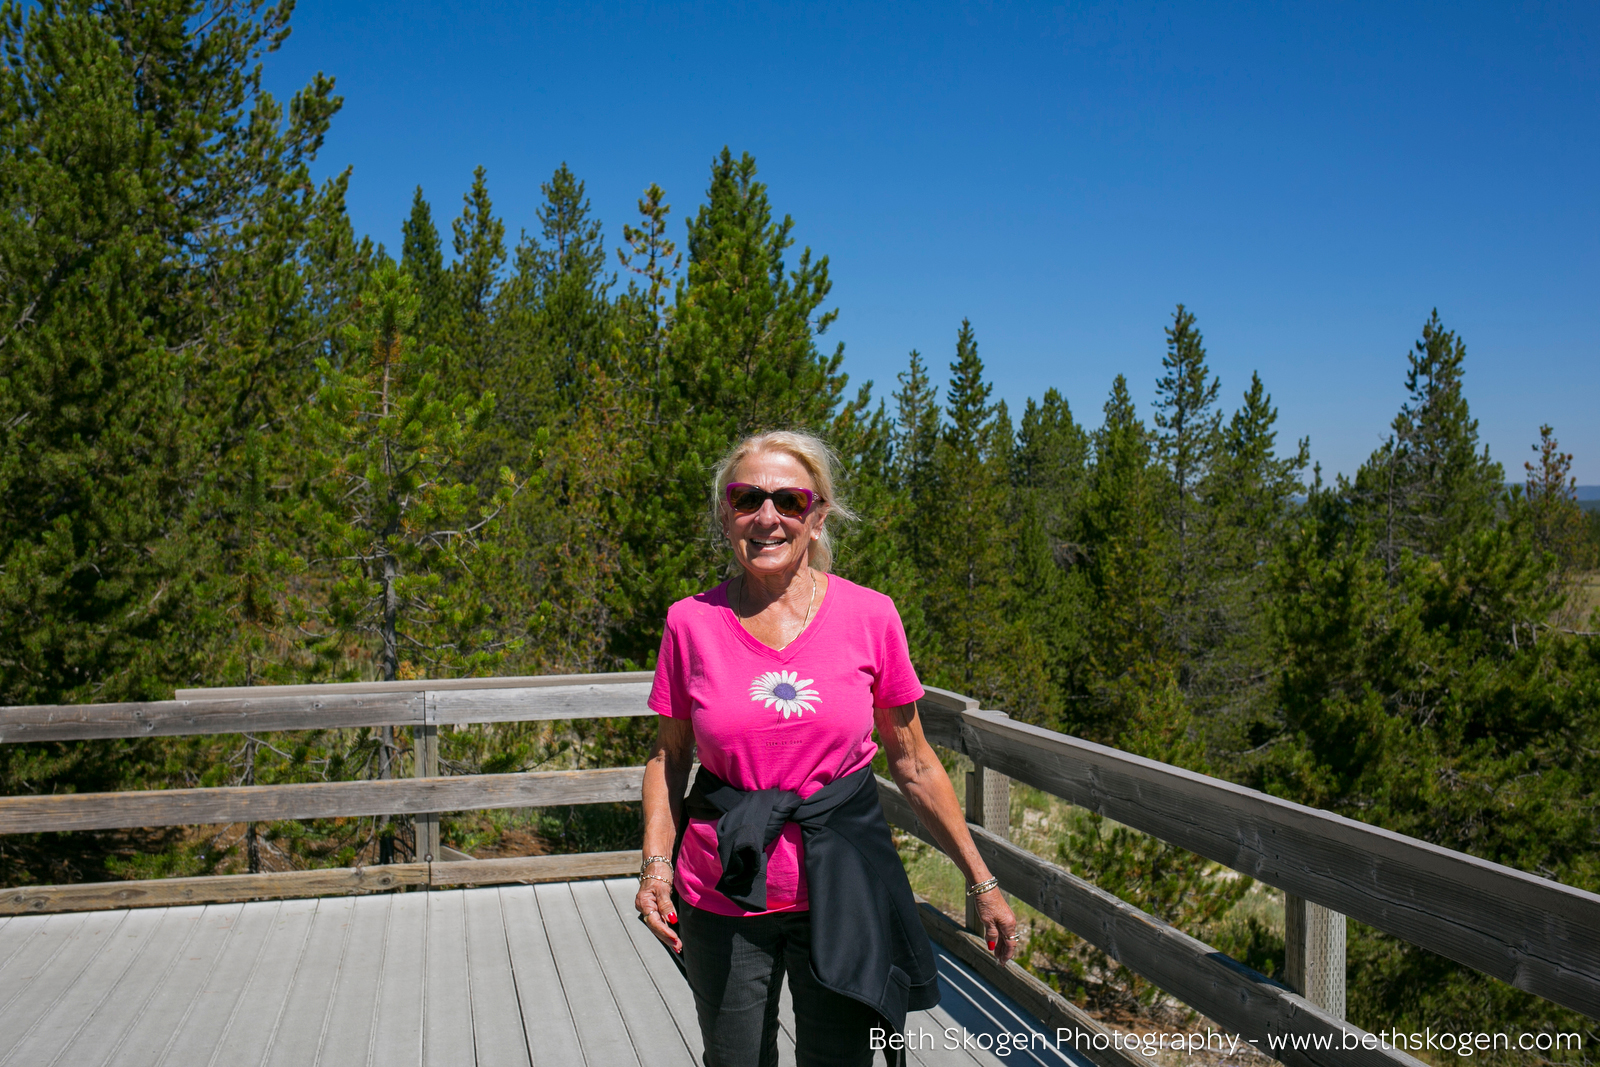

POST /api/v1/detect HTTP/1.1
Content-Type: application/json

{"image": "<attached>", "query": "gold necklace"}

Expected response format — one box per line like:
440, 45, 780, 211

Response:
739, 570, 816, 651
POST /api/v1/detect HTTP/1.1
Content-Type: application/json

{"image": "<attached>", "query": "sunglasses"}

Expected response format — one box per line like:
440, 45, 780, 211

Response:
725, 482, 821, 519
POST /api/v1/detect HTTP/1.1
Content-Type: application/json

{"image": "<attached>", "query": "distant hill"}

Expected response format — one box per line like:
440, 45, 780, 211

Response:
1577, 486, 1600, 501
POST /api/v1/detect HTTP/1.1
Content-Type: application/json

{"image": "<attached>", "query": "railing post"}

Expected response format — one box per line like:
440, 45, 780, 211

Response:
1284, 893, 1346, 1019
965, 761, 1010, 933
414, 724, 440, 863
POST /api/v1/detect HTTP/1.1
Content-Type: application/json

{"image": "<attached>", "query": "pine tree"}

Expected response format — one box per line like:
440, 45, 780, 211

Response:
616, 182, 682, 407
1076, 376, 1174, 740
1351, 310, 1504, 575
1522, 424, 1595, 586
609, 149, 849, 666
1261, 322, 1600, 1043
1154, 305, 1223, 600
0, 0, 346, 705
1203, 372, 1308, 751
296, 263, 516, 683
447, 166, 507, 399
892, 350, 942, 551
1013, 389, 1091, 720
401, 186, 452, 349
503, 163, 612, 423
667, 148, 847, 438
489, 167, 631, 676
920, 322, 1050, 711
1149, 305, 1241, 723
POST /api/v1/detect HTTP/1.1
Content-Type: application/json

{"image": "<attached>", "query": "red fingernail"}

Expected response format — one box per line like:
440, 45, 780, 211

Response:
669, 913, 677, 923
988, 940, 997, 950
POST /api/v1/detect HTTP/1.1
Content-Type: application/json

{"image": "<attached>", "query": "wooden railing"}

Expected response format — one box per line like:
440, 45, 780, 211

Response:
0, 673, 655, 912
3, 674, 1597, 1067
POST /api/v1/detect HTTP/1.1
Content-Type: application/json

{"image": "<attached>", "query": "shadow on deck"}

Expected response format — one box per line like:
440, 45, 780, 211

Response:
0, 878, 1089, 1067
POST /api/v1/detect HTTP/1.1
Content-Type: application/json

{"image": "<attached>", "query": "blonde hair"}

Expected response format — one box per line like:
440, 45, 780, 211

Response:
711, 430, 858, 573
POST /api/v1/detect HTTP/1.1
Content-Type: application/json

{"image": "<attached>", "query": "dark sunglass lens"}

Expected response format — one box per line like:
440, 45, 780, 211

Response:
729, 487, 765, 513
771, 490, 809, 517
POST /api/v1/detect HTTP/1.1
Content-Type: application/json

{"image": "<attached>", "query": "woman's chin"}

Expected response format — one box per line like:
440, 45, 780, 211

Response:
740, 550, 804, 574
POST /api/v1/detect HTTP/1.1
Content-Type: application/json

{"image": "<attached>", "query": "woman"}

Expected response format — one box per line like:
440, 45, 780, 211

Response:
635, 430, 1018, 1067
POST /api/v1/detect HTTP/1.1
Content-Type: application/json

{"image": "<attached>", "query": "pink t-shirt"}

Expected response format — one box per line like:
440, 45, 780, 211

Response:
648, 575, 924, 916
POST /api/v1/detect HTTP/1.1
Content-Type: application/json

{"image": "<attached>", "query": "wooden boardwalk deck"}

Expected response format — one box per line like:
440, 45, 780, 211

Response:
0, 879, 1090, 1067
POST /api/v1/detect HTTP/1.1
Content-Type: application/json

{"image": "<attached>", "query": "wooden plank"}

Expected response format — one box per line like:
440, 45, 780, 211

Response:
206, 896, 323, 1067
0, 913, 89, 1023
1286, 894, 1347, 1019
915, 950, 1050, 1067
949, 710, 1600, 1020
879, 777, 1423, 1067
430, 850, 639, 888
0, 912, 37, 970
416, 724, 442, 863
602, 878, 706, 1065
101, 903, 248, 1067
316, 894, 402, 1067
428, 682, 655, 725
926, 950, 1085, 1067
21, 906, 209, 1067
176, 670, 654, 700
0, 905, 171, 1066
262, 896, 359, 1067
147, 900, 287, 1066
916, 900, 1140, 1067
463, 887, 534, 1067
498, 885, 585, 1066
0, 691, 423, 743
425, 889, 479, 1067
775, 977, 801, 1067
0, 672, 656, 744
0, 863, 429, 915
0, 907, 133, 1062
536, 881, 642, 1066
371, 889, 429, 1067
0, 766, 646, 835
916, 691, 972, 750
572, 879, 697, 1067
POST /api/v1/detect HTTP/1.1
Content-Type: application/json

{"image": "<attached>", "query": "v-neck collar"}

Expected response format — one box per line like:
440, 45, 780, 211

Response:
716, 575, 836, 662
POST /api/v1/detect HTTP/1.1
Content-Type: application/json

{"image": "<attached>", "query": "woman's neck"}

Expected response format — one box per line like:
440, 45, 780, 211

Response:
732, 567, 828, 651
737, 566, 812, 613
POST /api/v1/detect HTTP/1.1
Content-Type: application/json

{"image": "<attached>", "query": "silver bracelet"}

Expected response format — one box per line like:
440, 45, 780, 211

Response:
641, 855, 674, 875
640, 872, 673, 889
966, 876, 1000, 897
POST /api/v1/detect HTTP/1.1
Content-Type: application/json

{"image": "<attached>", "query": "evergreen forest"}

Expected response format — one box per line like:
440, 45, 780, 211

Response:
3, 2, 1598, 1052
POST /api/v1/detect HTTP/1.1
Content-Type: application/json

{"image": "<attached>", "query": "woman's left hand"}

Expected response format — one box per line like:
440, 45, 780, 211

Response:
975, 887, 1020, 963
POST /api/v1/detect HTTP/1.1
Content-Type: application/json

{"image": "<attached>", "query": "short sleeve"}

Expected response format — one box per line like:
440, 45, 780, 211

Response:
648, 619, 692, 719
871, 600, 925, 709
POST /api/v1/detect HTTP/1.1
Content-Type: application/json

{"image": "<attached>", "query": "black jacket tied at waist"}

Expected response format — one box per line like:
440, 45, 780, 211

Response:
682, 763, 940, 1031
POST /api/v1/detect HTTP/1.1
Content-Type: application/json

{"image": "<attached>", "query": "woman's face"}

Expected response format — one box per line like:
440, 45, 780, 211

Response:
724, 449, 826, 581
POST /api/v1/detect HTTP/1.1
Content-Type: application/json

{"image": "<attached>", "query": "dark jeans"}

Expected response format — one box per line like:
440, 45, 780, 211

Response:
680, 901, 896, 1067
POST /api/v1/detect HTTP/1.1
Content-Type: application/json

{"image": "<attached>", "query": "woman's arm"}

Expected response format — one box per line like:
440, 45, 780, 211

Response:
874, 700, 1020, 961
636, 715, 695, 952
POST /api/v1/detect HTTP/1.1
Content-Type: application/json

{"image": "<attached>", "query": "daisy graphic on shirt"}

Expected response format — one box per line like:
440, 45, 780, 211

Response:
749, 671, 820, 719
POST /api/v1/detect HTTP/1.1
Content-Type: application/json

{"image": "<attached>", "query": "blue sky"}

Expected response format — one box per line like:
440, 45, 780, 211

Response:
264, 1, 1599, 482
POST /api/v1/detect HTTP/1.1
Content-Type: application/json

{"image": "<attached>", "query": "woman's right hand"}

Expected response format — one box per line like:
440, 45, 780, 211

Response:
635, 877, 681, 953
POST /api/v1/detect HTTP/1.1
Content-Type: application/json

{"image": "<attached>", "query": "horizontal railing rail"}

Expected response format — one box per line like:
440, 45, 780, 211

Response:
0, 673, 653, 742
0, 851, 642, 915
3, 673, 1596, 1055
0, 767, 646, 834
912, 703, 1600, 1021
878, 777, 1418, 1067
